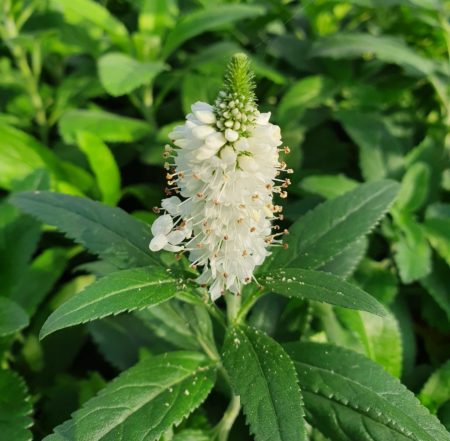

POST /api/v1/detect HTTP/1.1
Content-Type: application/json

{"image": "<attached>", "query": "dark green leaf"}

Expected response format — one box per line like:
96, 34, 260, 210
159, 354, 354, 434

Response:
223, 325, 306, 441
10, 191, 159, 269
285, 342, 450, 441
40, 266, 187, 339
0, 298, 29, 337
44, 352, 216, 441
260, 268, 385, 316
270, 180, 399, 270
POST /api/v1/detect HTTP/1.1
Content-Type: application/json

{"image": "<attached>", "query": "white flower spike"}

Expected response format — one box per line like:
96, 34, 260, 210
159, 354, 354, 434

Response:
150, 53, 291, 300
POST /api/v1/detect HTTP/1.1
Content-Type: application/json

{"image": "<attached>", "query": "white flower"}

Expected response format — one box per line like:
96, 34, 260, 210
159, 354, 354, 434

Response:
149, 54, 291, 300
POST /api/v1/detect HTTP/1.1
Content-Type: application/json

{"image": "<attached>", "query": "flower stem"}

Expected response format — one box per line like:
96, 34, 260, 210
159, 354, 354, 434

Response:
212, 395, 241, 441
225, 293, 241, 323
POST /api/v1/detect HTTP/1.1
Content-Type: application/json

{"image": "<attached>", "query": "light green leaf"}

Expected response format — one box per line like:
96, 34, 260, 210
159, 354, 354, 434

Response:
336, 308, 403, 377
260, 268, 385, 316
76, 132, 121, 205
138, 0, 178, 35
40, 266, 187, 339
11, 247, 69, 315
301, 174, 359, 200
0, 123, 92, 193
0, 370, 33, 441
270, 180, 400, 270
51, 0, 129, 48
59, 109, 151, 144
0, 298, 29, 337
162, 4, 265, 58
98, 53, 167, 97
311, 33, 437, 76
10, 191, 160, 269
419, 360, 450, 414
336, 111, 404, 181
394, 214, 432, 283
223, 325, 306, 441
44, 352, 216, 441
285, 342, 450, 441
396, 162, 431, 213
424, 218, 450, 266
277, 76, 336, 125
173, 430, 210, 441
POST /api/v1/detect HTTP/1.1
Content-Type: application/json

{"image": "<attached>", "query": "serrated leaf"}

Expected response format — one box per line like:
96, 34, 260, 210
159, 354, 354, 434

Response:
10, 191, 159, 270
285, 342, 450, 441
162, 4, 265, 58
260, 268, 385, 316
76, 132, 121, 205
59, 109, 151, 144
40, 267, 187, 339
269, 180, 399, 270
223, 325, 306, 441
419, 360, 450, 414
98, 53, 167, 97
0, 298, 29, 337
311, 33, 437, 76
44, 352, 216, 441
319, 237, 368, 279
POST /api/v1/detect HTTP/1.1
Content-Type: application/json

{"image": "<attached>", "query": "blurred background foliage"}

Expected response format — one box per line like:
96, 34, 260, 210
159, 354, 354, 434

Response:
1, 0, 450, 439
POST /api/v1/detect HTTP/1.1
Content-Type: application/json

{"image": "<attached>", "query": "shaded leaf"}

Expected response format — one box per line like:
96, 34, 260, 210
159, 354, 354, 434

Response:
0, 298, 29, 337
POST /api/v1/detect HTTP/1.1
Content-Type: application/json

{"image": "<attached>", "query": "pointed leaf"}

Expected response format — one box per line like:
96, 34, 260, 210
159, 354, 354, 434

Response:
0, 370, 33, 441
223, 325, 306, 441
0, 298, 29, 337
270, 180, 399, 270
10, 191, 159, 269
260, 268, 385, 316
419, 360, 450, 414
44, 352, 216, 441
285, 342, 450, 441
40, 267, 187, 339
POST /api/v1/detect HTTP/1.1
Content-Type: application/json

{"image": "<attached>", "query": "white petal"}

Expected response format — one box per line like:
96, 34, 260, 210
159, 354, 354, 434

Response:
192, 102, 216, 124
167, 229, 186, 244
256, 112, 271, 125
209, 279, 223, 301
205, 132, 226, 150
149, 234, 168, 252
225, 128, 239, 142
192, 125, 216, 139
151, 214, 173, 236
161, 196, 182, 216
239, 155, 258, 172
196, 146, 217, 160
235, 138, 249, 152
220, 146, 237, 164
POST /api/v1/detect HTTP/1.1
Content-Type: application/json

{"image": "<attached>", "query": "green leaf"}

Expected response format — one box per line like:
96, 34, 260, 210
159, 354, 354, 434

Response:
0, 202, 41, 297
311, 33, 437, 76
40, 266, 187, 339
59, 109, 151, 144
76, 132, 121, 205
270, 180, 400, 270
10, 191, 159, 270
223, 325, 306, 441
336, 308, 403, 377
394, 214, 432, 283
138, 0, 178, 35
11, 247, 70, 315
285, 342, 450, 441
301, 174, 359, 200
419, 360, 450, 414
0, 123, 91, 193
44, 352, 216, 441
319, 237, 368, 279
98, 53, 167, 97
51, 0, 129, 48
396, 162, 431, 213
260, 268, 385, 316
424, 218, 450, 266
0, 370, 33, 441
277, 76, 336, 125
162, 4, 265, 58
336, 111, 404, 181
0, 298, 29, 337
421, 258, 450, 321
173, 430, 210, 441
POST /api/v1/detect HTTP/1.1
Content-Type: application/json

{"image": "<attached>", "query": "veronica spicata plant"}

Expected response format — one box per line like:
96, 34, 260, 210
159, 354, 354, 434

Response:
150, 54, 291, 300
10, 54, 450, 441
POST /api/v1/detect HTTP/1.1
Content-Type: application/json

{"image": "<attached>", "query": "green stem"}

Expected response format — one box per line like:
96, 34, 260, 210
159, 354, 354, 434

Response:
212, 395, 241, 441
2, 0, 48, 143
225, 293, 241, 323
